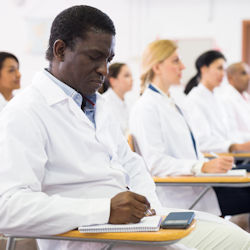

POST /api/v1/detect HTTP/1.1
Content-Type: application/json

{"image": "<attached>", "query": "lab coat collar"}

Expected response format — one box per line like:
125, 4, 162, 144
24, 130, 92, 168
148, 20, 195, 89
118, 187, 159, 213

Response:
32, 71, 106, 129
32, 71, 70, 106
147, 84, 176, 106
106, 88, 126, 108
225, 83, 249, 100
197, 83, 215, 96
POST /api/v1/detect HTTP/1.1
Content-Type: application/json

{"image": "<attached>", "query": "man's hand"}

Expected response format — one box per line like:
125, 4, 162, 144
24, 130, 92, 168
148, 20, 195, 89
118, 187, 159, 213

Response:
202, 156, 234, 173
108, 191, 151, 224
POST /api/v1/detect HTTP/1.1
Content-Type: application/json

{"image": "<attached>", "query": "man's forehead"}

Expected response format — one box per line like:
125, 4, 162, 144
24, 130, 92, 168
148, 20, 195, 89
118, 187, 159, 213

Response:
79, 31, 115, 49
72, 33, 114, 60
237, 63, 249, 73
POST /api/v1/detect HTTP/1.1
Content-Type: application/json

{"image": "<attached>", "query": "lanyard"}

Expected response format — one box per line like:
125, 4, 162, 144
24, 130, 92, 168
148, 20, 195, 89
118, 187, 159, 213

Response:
148, 84, 198, 159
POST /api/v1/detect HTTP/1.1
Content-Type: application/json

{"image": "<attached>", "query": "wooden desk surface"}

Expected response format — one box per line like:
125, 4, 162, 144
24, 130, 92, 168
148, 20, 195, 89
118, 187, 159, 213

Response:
204, 152, 250, 158
153, 173, 250, 183
57, 220, 196, 242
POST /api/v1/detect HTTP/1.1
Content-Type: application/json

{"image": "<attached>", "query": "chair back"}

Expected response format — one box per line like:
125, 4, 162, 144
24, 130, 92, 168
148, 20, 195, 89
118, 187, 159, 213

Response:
127, 134, 135, 152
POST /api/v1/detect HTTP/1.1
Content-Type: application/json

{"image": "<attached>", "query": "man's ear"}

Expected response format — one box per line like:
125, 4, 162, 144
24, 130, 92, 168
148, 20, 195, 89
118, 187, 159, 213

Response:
53, 39, 66, 61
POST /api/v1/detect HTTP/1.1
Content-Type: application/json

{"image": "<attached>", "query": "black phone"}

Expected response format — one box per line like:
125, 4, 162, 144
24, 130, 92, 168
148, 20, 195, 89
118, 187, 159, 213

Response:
161, 212, 195, 229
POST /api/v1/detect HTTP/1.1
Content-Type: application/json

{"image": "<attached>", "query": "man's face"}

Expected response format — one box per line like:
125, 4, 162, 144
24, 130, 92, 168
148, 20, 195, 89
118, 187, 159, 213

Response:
231, 63, 250, 93
57, 31, 115, 96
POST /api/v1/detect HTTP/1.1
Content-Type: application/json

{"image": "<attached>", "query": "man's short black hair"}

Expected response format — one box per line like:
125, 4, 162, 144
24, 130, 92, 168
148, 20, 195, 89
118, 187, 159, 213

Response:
46, 5, 116, 61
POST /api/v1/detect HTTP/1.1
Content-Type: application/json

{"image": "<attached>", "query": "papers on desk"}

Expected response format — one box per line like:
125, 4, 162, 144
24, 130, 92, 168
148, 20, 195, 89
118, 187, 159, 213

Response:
78, 216, 162, 233
196, 169, 247, 177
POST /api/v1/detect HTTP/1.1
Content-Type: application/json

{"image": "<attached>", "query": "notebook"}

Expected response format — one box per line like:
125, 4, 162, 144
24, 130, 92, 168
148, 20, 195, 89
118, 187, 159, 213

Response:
196, 169, 246, 177
78, 215, 162, 233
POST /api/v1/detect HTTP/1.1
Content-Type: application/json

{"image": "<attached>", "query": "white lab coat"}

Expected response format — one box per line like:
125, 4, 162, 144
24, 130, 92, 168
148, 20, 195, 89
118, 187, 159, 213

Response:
185, 84, 250, 152
129, 87, 220, 215
217, 83, 250, 134
0, 93, 7, 111
0, 73, 250, 250
102, 88, 130, 136
0, 71, 161, 250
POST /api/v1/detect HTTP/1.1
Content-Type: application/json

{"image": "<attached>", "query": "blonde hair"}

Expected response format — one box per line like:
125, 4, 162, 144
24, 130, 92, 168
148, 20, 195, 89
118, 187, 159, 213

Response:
140, 39, 177, 93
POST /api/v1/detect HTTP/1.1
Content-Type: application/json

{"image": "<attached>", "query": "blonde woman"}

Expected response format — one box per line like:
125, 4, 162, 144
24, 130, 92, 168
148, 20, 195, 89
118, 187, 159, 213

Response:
129, 40, 250, 217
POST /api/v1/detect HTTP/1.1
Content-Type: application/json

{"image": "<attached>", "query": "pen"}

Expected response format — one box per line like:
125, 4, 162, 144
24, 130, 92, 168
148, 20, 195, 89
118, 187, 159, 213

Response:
209, 152, 236, 168
145, 208, 154, 216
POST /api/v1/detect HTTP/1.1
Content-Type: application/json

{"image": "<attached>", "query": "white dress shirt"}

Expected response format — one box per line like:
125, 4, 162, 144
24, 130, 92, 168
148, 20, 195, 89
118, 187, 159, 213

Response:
129, 85, 220, 215
185, 84, 250, 152
102, 88, 129, 136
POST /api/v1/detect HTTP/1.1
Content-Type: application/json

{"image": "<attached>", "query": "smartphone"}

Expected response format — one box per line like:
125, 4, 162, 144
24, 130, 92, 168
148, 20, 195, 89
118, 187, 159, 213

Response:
161, 212, 195, 229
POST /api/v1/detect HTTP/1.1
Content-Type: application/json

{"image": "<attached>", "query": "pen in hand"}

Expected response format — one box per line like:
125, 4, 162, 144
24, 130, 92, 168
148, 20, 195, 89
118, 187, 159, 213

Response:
209, 152, 236, 168
145, 208, 156, 216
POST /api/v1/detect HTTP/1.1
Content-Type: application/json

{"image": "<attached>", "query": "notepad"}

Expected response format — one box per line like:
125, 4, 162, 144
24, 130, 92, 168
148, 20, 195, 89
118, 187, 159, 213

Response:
78, 216, 162, 233
196, 169, 246, 176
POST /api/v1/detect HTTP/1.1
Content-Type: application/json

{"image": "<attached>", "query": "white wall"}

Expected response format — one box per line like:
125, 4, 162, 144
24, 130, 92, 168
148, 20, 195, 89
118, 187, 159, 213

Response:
0, 0, 250, 101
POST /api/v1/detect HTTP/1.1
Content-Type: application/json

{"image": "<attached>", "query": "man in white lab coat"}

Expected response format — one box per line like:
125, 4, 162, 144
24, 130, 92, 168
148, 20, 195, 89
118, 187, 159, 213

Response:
218, 62, 250, 134
0, 5, 249, 250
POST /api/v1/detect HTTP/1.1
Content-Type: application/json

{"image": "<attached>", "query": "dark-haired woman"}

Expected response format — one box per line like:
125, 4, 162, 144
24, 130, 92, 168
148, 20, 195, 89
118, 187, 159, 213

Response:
185, 52, 250, 154
103, 63, 133, 136
185, 50, 250, 153
184, 50, 250, 219
0, 52, 21, 110
184, 50, 225, 95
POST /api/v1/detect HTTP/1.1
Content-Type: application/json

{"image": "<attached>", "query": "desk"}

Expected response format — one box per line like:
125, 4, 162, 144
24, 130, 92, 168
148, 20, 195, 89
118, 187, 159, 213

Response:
153, 173, 250, 209
6, 221, 196, 250
204, 152, 250, 160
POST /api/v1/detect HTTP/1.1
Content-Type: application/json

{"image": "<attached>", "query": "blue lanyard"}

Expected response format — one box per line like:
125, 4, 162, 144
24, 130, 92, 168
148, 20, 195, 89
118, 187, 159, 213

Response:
148, 84, 198, 159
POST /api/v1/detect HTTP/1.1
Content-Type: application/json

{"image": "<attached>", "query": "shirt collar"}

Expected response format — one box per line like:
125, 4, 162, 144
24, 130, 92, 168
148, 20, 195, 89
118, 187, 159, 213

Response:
44, 69, 96, 108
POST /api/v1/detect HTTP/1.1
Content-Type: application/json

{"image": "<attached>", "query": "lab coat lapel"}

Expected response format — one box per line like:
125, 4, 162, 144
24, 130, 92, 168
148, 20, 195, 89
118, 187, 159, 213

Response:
95, 94, 110, 131
66, 98, 95, 129
94, 94, 116, 154
32, 71, 95, 129
229, 84, 249, 104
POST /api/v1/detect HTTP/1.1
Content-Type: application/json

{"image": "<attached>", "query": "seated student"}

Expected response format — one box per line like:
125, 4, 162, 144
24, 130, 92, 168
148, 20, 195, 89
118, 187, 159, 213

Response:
184, 50, 250, 153
102, 63, 133, 136
218, 62, 250, 134
0, 5, 249, 250
0, 52, 37, 250
129, 39, 250, 217
0, 52, 21, 111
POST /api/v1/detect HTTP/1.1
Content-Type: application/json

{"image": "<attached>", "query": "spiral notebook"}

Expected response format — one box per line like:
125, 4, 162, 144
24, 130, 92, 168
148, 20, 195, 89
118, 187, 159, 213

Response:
78, 216, 162, 233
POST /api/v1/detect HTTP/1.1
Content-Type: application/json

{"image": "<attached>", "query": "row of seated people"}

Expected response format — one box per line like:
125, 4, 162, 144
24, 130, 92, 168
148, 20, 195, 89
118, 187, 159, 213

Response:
102, 41, 250, 227
0, 5, 250, 250
103, 53, 250, 155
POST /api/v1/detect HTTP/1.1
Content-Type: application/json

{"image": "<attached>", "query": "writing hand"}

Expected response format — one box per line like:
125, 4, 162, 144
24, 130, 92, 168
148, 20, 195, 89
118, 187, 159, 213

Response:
109, 191, 151, 224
